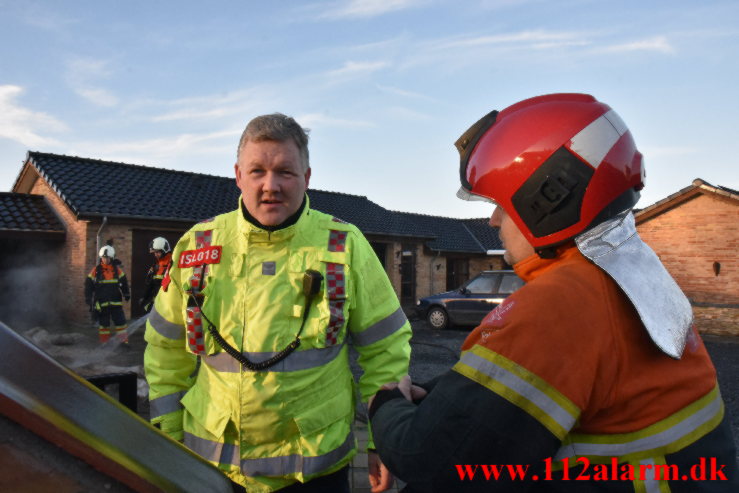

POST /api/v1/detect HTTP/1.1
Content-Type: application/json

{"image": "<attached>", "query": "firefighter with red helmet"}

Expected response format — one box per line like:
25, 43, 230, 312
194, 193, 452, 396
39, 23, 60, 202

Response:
85, 245, 131, 343
139, 237, 172, 313
369, 94, 738, 491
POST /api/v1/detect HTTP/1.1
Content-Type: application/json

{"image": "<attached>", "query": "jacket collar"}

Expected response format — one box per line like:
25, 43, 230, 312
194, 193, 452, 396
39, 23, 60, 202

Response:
237, 194, 311, 242
512, 244, 580, 282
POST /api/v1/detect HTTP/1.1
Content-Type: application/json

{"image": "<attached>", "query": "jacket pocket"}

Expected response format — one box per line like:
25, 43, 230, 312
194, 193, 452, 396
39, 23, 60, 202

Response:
181, 384, 231, 440
293, 386, 353, 438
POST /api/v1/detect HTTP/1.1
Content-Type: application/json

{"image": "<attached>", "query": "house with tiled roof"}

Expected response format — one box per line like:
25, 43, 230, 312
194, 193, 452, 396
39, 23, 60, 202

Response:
635, 179, 738, 335
3, 152, 505, 328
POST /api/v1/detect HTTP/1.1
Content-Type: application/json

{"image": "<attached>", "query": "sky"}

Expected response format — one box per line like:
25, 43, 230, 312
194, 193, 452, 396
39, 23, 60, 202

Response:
1, 0, 738, 219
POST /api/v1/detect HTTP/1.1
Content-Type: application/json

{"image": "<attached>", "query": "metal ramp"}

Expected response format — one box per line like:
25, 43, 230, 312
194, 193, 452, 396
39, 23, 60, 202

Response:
0, 321, 232, 493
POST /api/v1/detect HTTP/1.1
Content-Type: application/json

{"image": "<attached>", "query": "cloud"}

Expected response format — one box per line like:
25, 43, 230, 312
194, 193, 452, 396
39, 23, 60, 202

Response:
317, 0, 425, 19
65, 57, 119, 107
597, 36, 675, 54
296, 113, 374, 128
326, 60, 389, 78
148, 87, 282, 123
375, 84, 433, 100
0, 85, 67, 147
433, 30, 589, 50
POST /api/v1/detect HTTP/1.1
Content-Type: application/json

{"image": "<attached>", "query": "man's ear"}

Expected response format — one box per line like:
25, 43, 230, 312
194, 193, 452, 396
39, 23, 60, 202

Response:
304, 167, 311, 189
234, 163, 242, 186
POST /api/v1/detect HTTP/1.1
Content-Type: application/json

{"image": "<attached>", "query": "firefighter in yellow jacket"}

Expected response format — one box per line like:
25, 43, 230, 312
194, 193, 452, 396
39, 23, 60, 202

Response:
144, 113, 412, 492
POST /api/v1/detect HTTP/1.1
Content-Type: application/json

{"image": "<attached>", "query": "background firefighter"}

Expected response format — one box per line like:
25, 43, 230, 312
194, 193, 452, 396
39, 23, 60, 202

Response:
139, 236, 172, 313
84, 245, 131, 343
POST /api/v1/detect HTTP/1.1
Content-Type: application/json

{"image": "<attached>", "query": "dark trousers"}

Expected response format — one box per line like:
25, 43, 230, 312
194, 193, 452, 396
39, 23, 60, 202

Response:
231, 466, 350, 492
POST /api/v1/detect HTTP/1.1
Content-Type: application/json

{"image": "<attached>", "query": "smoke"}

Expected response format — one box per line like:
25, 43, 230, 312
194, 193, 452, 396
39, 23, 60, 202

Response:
0, 240, 63, 330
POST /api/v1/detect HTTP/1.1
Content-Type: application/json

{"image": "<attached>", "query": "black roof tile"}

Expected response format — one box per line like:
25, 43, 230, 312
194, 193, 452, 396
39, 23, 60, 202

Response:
394, 212, 501, 253
0, 193, 65, 235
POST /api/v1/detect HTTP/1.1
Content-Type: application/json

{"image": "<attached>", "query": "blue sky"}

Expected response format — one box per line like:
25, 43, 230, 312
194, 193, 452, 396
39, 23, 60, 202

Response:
1, 0, 737, 218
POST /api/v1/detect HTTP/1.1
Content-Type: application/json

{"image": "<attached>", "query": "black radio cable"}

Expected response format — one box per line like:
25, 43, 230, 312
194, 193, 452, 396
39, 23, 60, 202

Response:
188, 270, 323, 372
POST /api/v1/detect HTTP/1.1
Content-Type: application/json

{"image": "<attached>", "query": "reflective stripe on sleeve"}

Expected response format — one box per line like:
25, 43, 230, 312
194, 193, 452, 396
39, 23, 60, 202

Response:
453, 344, 579, 440
184, 430, 355, 477
203, 343, 346, 373
350, 307, 408, 347
149, 391, 186, 419
148, 306, 185, 340
554, 385, 724, 463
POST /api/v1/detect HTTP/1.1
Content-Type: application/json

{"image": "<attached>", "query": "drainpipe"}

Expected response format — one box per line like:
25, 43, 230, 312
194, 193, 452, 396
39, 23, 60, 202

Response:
96, 216, 108, 257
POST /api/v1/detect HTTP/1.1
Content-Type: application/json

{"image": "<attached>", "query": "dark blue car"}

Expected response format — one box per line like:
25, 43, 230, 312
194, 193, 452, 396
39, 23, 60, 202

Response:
415, 270, 524, 329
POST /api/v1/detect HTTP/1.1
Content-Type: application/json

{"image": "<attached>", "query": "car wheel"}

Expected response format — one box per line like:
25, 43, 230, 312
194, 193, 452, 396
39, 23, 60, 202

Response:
427, 307, 449, 330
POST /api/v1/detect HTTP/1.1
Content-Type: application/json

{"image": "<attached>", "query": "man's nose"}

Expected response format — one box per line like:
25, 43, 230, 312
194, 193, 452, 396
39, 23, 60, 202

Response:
262, 171, 280, 191
489, 206, 503, 227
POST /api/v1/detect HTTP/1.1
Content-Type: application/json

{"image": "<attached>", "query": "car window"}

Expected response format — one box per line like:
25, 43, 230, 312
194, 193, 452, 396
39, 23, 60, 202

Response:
465, 275, 498, 294
499, 274, 524, 294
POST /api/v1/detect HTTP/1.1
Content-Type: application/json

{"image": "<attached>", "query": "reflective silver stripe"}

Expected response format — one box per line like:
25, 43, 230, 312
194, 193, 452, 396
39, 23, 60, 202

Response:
148, 305, 185, 340
184, 430, 354, 477
351, 307, 407, 347
149, 391, 186, 419
640, 458, 662, 493
203, 343, 345, 373
554, 390, 723, 460
242, 431, 354, 477
569, 109, 627, 168
99, 279, 120, 284
461, 351, 577, 432
184, 432, 240, 466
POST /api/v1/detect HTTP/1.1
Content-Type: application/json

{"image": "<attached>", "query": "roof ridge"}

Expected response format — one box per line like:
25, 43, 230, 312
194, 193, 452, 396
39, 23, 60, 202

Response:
308, 188, 369, 200
393, 209, 485, 220
27, 151, 231, 182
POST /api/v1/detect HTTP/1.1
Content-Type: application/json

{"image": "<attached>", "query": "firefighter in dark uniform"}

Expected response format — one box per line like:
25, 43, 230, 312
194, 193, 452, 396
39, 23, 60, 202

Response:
85, 245, 130, 343
139, 237, 172, 313
368, 93, 738, 492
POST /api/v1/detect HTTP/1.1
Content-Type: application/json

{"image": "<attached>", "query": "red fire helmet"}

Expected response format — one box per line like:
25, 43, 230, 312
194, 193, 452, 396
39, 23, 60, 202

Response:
456, 93, 645, 250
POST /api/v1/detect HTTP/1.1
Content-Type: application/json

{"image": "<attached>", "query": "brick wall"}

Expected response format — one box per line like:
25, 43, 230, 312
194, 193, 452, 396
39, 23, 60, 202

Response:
469, 256, 506, 277
637, 193, 738, 336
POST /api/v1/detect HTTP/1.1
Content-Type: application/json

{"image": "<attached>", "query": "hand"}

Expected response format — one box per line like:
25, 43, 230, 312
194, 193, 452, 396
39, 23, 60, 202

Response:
124, 295, 131, 301
368, 451, 394, 493
368, 375, 428, 409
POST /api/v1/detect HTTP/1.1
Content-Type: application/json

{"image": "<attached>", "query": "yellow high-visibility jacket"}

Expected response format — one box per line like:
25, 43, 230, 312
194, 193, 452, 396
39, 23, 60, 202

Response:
144, 197, 412, 492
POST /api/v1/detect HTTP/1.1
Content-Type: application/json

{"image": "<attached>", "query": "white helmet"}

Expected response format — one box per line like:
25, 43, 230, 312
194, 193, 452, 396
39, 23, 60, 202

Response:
99, 245, 115, 258
149, 237, 171, 253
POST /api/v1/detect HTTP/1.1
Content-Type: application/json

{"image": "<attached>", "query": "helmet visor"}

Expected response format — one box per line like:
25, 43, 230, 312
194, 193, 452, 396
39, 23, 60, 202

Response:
455, 110, 498, 195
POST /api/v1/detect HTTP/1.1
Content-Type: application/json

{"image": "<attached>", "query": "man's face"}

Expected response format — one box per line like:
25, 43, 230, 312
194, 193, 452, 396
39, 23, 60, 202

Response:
153, 250, 163, 259
100, 256, 112, 265
235, 139, 310, 227
489, 206, 535, 265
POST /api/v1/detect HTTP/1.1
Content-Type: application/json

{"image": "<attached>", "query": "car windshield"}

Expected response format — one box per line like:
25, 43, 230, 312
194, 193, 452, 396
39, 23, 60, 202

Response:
499, 275, 524, 294
465, 275, 497, 294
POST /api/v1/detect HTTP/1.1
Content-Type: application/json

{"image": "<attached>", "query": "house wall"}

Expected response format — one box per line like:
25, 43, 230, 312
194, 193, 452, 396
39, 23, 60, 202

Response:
469, 256, 506, 277
637, 193, 738, 336
415, 250, 446, 299
30, 178, 91, 327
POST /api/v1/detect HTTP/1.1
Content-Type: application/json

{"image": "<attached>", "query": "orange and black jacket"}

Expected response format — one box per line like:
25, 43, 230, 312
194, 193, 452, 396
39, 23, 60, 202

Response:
141, 252, 172, 307
84, 261, 130, 308
370, 246, 738, 492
